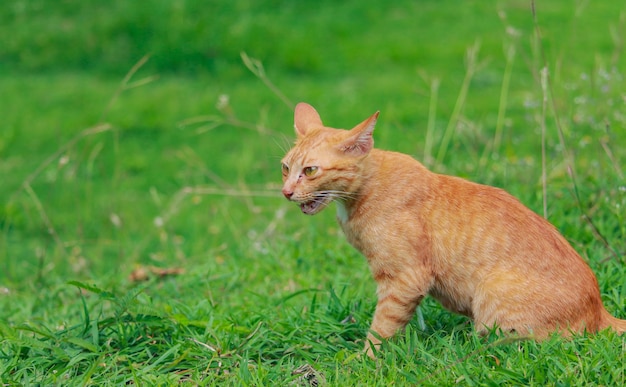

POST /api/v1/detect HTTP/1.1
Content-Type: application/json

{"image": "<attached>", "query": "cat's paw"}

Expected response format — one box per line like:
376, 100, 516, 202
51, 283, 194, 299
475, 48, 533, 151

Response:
363, 338, 381, 360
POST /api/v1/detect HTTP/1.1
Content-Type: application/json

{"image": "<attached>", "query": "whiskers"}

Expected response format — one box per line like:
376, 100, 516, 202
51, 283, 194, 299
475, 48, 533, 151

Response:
294, 189, 356, 215
313, 189, 358, 202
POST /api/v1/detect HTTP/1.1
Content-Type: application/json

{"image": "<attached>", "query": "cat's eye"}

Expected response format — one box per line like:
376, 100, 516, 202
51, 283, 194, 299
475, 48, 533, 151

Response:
303, 166, 318, 177
281, 163, 289, 175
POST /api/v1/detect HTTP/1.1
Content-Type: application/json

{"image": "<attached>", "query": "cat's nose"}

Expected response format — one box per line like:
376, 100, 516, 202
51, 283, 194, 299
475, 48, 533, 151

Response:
282, 188, 294, 199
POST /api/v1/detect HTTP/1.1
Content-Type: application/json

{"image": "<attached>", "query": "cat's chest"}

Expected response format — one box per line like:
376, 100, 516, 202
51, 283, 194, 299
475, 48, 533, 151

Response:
335, 201, 349, 224
334, 201, 374, 254
335, 201, 359, 244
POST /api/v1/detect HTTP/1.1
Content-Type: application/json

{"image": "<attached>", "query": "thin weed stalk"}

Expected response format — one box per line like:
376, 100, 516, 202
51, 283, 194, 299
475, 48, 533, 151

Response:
179, 92, 281, 136
540, 66, 549, 219
9, 57, 153, 264
157, 54, 292, 229
532, 0, 621, 260
12, 123, 111, 258
156, 186, 279, 227
100, 55, 156, 187
609, 12, 625, 66
99, 54, 156, 123
16, 124, 112, 196
22, 183, 67, 257
422, 76, 440, 167
600, 126, 624, 180
178, 113, 279, 136
479, 44, 515, 170
436, 41, 481, 167
532, 1, 578, 198
241, 51, 294, 109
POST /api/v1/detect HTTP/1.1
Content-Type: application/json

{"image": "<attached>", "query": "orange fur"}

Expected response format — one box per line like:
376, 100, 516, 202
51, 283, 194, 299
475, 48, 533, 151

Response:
281, 102, 626, 358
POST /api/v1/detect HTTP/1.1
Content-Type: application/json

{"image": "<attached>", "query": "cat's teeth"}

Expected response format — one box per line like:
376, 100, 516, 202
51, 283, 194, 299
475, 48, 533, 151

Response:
299, 195, 332, 215
300, 200, 321, 215
300, 201, 316, 214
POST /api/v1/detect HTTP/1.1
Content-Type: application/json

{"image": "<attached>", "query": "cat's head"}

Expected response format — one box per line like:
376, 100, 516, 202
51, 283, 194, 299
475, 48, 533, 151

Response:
281, 102, 379, 215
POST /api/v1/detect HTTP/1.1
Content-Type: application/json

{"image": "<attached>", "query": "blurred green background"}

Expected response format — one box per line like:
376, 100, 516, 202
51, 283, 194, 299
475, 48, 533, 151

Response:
1, 0, 625, 384
2, 0, 624, 280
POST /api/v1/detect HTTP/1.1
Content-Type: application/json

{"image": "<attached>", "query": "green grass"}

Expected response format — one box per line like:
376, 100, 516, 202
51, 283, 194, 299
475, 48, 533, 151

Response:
1, 0, 625, 385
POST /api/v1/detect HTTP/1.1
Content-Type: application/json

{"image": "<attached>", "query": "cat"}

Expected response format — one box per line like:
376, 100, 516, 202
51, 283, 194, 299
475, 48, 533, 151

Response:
280, 102, 626, 358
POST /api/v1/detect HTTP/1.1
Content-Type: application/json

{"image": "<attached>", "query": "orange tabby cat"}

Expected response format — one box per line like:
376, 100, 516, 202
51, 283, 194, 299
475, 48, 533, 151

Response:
281, 102, 626, 358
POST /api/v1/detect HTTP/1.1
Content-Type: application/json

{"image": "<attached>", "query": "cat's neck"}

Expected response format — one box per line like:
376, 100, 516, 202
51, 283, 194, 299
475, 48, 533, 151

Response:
334, 149, 383, 223
335, 149, 432, 224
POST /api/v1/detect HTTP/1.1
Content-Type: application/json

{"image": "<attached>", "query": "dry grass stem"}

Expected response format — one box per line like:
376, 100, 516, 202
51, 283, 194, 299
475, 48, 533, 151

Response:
436, 41, 482, 167
241, 52, 294, 109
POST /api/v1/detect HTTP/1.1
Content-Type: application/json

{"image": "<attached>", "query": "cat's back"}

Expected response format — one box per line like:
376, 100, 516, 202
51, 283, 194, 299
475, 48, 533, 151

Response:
424, 170, 600, 296
365, 151, 597, 281
426, 172, 584, 266
358, 149, 594, 279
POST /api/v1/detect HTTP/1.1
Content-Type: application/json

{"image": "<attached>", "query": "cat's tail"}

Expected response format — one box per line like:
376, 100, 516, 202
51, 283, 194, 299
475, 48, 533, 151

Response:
600, 308, 626, 333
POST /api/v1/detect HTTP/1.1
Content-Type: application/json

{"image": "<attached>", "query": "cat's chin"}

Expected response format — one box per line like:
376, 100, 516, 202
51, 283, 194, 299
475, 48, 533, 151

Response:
300, 198, 331, 215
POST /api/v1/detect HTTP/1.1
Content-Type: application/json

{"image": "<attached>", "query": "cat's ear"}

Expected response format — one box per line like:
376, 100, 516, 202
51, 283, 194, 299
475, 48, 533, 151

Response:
294, 102, 323, 137
339, 111, 379, 156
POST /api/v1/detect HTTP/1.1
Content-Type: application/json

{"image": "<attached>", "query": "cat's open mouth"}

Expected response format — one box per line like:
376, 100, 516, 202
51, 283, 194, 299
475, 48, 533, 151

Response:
300, 196, 331, 215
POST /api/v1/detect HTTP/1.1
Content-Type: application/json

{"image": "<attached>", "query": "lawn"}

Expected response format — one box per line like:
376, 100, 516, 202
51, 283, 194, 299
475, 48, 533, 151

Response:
1, 0, 625, 385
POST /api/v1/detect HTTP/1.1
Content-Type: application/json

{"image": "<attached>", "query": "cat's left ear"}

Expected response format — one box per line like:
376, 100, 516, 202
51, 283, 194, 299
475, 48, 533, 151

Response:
339, 111, 379, 156
294, 102, 323, 137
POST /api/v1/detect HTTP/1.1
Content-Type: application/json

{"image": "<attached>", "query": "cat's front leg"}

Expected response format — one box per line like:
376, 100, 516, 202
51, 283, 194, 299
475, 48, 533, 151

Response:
364, 278, 426, 358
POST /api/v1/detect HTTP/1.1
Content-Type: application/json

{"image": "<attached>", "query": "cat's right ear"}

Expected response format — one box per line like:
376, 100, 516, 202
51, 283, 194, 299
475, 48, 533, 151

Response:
294, 102, 323, 137
338, 111, 378, 156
